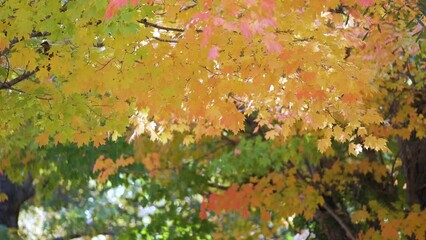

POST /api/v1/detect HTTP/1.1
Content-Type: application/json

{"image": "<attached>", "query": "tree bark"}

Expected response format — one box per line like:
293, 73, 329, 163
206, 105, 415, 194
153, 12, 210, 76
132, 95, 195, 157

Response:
0, 174, 35, 228
399, 85, 426, 208
400, 135, 426, 208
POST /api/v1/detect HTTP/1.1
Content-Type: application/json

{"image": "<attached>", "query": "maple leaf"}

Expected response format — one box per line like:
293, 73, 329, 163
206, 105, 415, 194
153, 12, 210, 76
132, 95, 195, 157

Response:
317, 138, 331, 153
105, 0, 140, 19
349, 143, 363, 156
301, 71, 316, 82
359, 0, 374, 7
207, 45, 220, 60
116, 156, 134, 167
183, 135, 194, 145
239, 20, 252, 39
363, 135, 388, 152
263, 33, 282, 54
265, 130, 279, 140
35, 131, 50, 146
351, 210, 370, 222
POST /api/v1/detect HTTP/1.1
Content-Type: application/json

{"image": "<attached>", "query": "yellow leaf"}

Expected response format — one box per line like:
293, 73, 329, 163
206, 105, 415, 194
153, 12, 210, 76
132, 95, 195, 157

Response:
357, 127, 367, 137
183, 135, 194, 145
364, 135, 389, 152
10, 45, 38, 69
351, 210, 369, 222
0, 35, 7, 51
265, 130, 279, 140
0, 193, 8, 202
349, 143, 363, 156
361, 109, 383, 125
317, 138, 331, 153
333, 125, 347, 142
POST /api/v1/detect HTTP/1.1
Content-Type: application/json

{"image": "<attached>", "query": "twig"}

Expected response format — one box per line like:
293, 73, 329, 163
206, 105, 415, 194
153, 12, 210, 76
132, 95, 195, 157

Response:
7, 86, 53, 101
95, 58, 116, 72
200, 65, 220, 76
152, 36, 178, 43
138, 18, 203, 33
138, 18, 185, 32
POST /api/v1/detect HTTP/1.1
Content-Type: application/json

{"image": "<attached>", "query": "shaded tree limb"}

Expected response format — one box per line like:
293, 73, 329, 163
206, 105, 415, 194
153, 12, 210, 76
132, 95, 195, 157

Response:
322, 203, 356, 240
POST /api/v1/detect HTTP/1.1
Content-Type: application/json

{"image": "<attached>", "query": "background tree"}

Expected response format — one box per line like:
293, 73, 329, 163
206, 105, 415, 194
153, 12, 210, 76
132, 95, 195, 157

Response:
0, 0, 425, 239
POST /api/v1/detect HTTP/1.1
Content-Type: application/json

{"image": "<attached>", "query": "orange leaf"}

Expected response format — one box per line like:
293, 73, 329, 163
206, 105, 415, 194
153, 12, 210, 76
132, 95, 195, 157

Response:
35, 132, 50, 146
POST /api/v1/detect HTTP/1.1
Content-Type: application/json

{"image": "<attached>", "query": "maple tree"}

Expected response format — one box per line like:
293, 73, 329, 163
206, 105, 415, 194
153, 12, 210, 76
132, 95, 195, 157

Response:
0, 0, 425, 239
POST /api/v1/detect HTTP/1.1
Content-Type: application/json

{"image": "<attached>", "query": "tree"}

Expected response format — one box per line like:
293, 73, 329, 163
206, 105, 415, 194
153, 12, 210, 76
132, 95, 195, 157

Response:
0, 0, 425, 239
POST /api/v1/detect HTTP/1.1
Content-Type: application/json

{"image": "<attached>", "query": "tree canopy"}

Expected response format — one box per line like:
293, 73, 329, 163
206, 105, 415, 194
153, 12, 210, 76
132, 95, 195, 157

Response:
0, 0, 425, 239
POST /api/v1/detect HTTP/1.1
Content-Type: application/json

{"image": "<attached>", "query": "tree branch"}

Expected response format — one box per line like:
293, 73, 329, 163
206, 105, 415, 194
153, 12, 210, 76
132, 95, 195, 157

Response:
208, 183, 230, 191
138, 18, 185, 32
0, 70, 37, 90
137, 18, 202, 33
322, 203, 356, 240
152, 36, 178, 43
0, 32, 50, 57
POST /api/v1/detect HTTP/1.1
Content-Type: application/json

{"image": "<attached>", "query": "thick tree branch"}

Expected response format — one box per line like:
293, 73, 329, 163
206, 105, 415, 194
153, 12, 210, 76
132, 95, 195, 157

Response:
0, 70, 37, 90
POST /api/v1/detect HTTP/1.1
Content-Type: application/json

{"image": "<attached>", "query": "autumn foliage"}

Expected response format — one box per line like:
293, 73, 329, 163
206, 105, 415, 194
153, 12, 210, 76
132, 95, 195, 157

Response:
1, 0, 426, 239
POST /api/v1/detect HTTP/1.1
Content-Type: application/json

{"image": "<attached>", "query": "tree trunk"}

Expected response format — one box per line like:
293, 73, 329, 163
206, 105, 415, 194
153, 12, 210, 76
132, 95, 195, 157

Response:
400, 135, 426, 208
399, 85, 426, 208
0, 174, 35, 228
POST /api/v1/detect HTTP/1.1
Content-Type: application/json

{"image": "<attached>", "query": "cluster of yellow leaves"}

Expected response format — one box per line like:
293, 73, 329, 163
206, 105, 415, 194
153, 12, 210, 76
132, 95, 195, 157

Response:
2, 0, 414, 156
